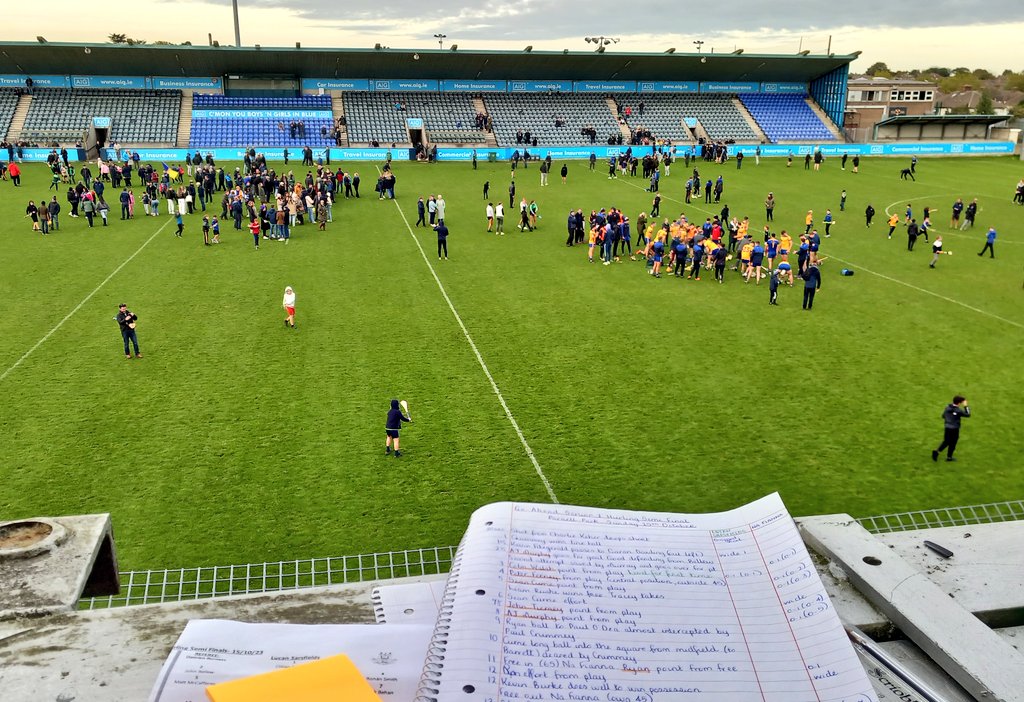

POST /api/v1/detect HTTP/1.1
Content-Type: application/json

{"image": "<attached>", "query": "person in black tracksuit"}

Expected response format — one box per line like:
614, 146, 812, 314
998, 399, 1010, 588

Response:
435, 222, 449, 259
385, 399, 412, 457
933, 396, 970, 462
801, 262, 821, 310
415, 198, 426, 227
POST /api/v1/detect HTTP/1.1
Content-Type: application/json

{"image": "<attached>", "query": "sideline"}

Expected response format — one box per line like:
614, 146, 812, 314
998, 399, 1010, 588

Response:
379, 170, 559, 503
0, 219, 172, 383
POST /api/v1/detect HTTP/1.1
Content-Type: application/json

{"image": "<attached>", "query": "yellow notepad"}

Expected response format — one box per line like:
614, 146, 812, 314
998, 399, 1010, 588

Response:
205, 653, 383, 702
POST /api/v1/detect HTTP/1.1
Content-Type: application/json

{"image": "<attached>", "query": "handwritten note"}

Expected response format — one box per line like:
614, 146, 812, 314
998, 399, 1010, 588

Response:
419, 494, 877, 702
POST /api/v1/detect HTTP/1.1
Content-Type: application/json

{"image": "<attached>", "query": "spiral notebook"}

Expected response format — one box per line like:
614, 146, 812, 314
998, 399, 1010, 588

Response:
414, 494, 878, 702
372, 580, 448, 624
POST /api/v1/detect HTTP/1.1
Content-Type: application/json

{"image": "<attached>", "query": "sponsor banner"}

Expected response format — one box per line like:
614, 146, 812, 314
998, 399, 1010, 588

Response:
436, 145, 660, 162
574, 80, 637, 93
92, 117, 112, 128
0, 74, 69, 88
508, 80, 573, 93
11, 148, 88, 162
151, 76, 223, 90
638, 81, 700, 93
761, 82, 806, 94
734, 142, 1016, 157
101, 148, 189, 161
406, 118, 424, 129
700, 81, 759, 93
71, 75, 148, 89
301, 78, 371, 91
372, 79, 439, 92
191, 109, 332, 119
440, 79, 507, 92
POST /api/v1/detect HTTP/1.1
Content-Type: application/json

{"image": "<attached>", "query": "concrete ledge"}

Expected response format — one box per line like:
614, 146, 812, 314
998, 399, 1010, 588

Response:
800, 515, 1024, 701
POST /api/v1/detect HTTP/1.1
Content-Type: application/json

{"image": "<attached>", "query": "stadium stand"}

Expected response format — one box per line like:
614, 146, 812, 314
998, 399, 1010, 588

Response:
189, 95, 335, 148
343, 92, 484, 144
740, 93, 836, 142
483, 93, 622, 147
0, 88, 19, 139
613, 94, 695, 143
19, 88, 180, 144
640, 94, 757, 141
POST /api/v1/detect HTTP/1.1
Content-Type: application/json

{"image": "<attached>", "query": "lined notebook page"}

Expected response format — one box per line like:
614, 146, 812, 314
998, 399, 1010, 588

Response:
372, 580, 447, 624
422, 494, 876, 702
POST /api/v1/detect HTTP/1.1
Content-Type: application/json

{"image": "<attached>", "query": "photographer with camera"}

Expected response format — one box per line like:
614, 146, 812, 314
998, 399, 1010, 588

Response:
116, 303, 142, 360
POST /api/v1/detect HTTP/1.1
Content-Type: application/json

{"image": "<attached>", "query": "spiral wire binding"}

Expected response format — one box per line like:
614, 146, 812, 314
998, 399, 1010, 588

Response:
413, 540, 466, 702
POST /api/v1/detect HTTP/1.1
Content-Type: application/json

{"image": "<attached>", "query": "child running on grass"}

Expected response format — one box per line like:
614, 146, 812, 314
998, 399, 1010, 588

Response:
282, 286, 296, 328
385, 399, 412, 458
249, 217, 261, 249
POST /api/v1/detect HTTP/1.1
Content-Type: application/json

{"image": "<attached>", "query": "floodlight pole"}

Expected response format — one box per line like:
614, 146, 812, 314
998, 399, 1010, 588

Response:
232, 0, 241, 47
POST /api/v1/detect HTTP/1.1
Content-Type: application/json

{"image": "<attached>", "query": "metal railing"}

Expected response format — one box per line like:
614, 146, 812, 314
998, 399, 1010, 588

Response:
81, 546, 457, 609
80, 498, 1024, 609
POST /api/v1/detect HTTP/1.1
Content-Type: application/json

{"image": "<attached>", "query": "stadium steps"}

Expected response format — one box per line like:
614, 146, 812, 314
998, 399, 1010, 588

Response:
805, 97, 845, 141
606, 98, 632, 142
472, 97, 498, 148
692, 119, 711, 144
331, 95, 349, 147
6, 93, 31, 143
732, 97, 767, 142
175, 91, 193, 148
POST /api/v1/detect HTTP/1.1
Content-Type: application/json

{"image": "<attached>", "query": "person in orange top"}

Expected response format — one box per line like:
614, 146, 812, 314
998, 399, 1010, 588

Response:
887, 212, 900, 239
804, 210, 814, 234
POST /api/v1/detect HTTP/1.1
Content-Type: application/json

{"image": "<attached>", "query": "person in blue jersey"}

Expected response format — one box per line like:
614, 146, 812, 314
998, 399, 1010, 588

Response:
978, 227, 996, 258
746, 240, 765, 284
808, 230, 821, 265
687, 238, 704, 281
776, 259, 794, 287
797, 235, 810, 274
765, 232, 780, 271
650, 235, 665, 278
800, 261, 822, 310
823, 209, 834, 237
672, 237, 687, 277
620, 217, 632, 259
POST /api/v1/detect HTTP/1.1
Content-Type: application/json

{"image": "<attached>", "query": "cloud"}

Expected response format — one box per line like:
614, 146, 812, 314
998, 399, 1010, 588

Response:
210, 0, 1024, 41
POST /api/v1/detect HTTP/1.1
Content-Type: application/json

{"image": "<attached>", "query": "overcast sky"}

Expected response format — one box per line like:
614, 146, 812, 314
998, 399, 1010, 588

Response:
18, 0, 1024, 73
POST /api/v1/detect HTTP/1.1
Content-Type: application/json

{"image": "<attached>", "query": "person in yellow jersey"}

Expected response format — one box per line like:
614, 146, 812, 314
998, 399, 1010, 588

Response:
804, 209, 814, 234
587, 225, 598, 263
887, 212, 900, 239
779, 230, 793, 264
739, 238, 754, 278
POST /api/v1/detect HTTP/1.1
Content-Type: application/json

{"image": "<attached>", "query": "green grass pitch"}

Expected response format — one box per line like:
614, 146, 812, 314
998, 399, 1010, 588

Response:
0, 155, 1021, 570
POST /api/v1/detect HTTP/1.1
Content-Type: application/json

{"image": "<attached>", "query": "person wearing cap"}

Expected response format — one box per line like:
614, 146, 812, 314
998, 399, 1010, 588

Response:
116, 304, 141, 359
282, 286, 296, 328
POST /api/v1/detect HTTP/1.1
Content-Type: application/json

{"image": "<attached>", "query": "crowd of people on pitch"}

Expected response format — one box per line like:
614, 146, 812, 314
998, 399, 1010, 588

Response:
569, 205, 826, 307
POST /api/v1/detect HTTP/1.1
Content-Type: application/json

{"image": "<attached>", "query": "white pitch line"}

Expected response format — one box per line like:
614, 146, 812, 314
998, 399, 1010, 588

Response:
0, 219, 171, 383
827, 254, 1024, 331
381, 177, 559, 504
